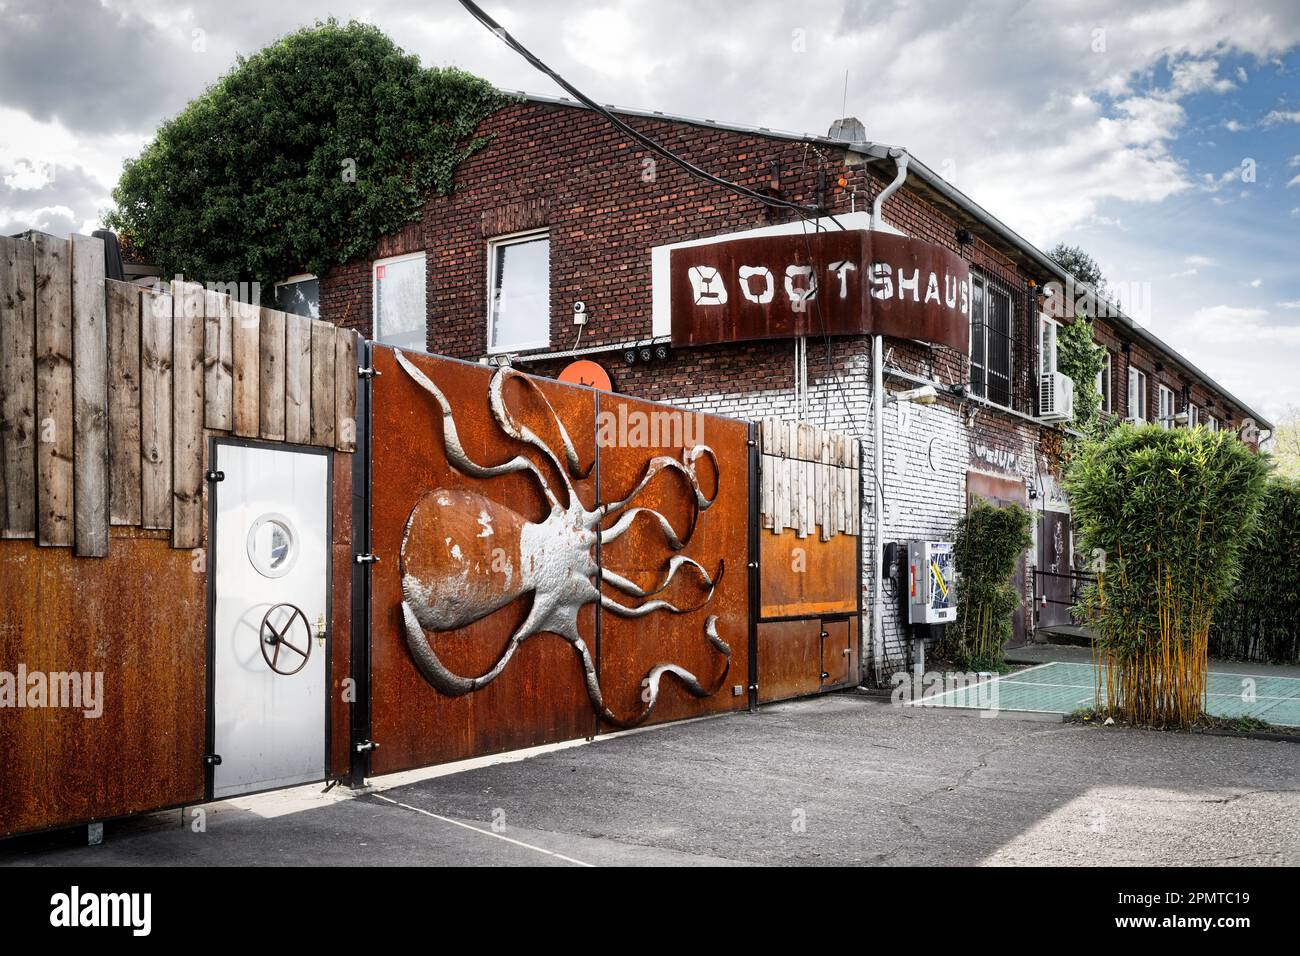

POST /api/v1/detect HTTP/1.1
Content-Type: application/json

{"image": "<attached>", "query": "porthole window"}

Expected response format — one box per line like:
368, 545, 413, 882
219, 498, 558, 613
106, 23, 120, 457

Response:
246, 513, 298, 579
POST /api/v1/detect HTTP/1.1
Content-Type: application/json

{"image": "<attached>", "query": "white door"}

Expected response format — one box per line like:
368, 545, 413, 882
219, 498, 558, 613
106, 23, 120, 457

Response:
212, 442, 329, 798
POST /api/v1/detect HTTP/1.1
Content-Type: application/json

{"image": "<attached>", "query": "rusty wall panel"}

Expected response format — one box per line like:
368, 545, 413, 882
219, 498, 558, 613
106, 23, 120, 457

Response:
757, 620, 823, 703
594, 394, 749, 728
368, 347, 597, 774
760, 529, 858, 618
0, 529, 206, 838
329, 450, 353, 778
368, 347, 750, 773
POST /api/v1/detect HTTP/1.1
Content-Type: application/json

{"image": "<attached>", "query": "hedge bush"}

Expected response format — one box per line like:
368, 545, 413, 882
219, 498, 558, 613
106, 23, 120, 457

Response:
947, 500, 1032, 670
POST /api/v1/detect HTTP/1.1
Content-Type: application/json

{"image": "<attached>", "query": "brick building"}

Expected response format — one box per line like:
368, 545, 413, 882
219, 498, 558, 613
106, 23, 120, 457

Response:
311, 93, 1271, 679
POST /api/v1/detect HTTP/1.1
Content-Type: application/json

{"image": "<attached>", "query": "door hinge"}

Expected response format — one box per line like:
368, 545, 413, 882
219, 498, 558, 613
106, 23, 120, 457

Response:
355, 740, 379, 753
357, 365, 382, 379
205, 470, 225, 483
355, 553, 381, 565
203, 753, 222, 766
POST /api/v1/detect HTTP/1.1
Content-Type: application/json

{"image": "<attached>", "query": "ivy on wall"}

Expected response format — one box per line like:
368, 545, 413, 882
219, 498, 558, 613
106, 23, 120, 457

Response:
1056, 315, 1106, 430
106, 20, 506, 293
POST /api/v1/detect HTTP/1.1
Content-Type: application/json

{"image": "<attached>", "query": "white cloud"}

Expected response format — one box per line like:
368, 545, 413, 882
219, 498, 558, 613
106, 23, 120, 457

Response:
1288, 173, 1300, 188
1185, 254, 1216, 267
1223, 118, 1247, 132
1263, 109, 1300, 125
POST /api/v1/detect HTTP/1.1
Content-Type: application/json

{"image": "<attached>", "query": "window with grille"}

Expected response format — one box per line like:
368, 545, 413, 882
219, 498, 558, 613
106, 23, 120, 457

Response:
1095, 346, 1111, 413
969, 274, 1013, 407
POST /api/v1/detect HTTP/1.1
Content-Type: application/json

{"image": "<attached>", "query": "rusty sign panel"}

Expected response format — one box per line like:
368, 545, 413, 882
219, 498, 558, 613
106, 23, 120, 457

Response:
670, 229, 971, 354
368, 346, 749, 775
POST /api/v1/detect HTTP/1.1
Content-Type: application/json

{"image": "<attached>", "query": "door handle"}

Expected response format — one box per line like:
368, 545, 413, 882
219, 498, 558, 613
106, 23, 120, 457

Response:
315, 613, 327, 648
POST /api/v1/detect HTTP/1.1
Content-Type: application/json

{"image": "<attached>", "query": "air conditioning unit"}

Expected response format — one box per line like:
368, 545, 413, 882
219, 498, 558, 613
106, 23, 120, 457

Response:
1039, 371, 1075, 423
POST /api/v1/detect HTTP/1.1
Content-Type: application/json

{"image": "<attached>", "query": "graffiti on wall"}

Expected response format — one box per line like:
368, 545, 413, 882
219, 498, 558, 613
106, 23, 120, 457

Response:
394, 351, 731, 728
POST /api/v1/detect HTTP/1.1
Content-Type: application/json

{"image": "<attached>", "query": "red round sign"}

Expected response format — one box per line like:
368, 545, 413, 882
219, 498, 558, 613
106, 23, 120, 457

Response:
558, 360, 612, 392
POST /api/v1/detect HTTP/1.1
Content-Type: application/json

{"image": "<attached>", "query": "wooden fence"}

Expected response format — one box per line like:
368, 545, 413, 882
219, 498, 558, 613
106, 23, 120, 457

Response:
759, 418, 860, 540
0, 232, 357, 556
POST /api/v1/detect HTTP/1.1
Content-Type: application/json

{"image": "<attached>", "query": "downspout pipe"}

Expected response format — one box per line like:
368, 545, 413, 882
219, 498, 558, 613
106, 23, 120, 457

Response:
870, 148, 908, 683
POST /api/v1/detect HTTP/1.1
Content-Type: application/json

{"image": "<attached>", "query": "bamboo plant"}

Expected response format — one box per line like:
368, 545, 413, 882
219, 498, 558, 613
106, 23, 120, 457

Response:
1065, 424, 1269, 728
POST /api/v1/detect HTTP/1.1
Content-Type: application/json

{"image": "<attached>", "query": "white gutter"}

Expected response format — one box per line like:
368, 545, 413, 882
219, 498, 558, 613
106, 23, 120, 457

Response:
870, 149, 909, 683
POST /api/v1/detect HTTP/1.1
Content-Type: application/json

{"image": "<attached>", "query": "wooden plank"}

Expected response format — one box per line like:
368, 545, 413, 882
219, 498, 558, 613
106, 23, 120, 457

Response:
285, 312, 312, 443
309, 321, 336, 447
71, 235, 109, 556
761, 452, 774, 529
231, 298, 259, 437
203, 289, 233, 431
172, 284, 205, 549
106, 280, 142, 525
258, 307, 286, 441
140, 290, 172, 529
0, 235, 36, 538
334, 328, 357, 452
32, 234, 72, 546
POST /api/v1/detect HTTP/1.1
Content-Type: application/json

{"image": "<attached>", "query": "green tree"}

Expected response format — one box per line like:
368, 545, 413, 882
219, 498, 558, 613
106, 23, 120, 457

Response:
1047, 242, 1108, 301
106, 20, 504, 293
1269, 405, 1300, 478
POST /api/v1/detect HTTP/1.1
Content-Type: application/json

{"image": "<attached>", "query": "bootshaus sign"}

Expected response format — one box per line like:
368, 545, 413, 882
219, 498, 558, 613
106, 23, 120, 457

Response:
669, 229, 972, 353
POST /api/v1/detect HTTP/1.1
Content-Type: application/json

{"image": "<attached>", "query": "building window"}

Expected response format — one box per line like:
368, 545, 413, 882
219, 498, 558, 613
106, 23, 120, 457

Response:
1157, 384, 1175, 429
969, 273, 1013, 407
1127, 367, 1148, 422
274, 274, 319, 319
373, 252, 427, 350
1095, 346, 1111, 413
1205, 414, 1218, 433
488, 230, 550, 353
1187, 403, 1199, 427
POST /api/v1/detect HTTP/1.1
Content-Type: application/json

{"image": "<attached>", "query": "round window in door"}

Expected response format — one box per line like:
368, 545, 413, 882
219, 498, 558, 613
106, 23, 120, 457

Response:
246, 512, 299, 578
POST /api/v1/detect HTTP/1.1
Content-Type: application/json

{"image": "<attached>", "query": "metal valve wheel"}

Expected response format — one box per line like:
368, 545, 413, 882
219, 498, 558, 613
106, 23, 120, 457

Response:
259, 603, 312, 675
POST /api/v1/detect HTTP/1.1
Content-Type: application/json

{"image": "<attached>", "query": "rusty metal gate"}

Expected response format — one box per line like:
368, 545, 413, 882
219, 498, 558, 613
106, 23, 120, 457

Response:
359, 345, 753, 775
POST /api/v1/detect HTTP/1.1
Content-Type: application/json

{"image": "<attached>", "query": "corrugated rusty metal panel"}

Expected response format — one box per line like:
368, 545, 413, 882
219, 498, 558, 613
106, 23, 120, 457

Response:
759, 529, 858, 618
0, 528, 207, 838
670, 230, 971, 354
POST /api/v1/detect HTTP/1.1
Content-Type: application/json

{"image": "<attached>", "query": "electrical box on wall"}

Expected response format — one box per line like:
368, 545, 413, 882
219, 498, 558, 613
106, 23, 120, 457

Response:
907, 540, 956, 624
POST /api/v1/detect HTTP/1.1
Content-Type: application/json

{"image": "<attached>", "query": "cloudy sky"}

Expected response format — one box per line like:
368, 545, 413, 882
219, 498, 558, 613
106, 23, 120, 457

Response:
2, 0, 1298, 419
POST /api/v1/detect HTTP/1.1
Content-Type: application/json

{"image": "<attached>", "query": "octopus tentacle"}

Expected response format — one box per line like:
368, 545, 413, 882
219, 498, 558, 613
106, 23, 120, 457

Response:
489, 367, 593, 506
396, 350, 563, 509
576, 615, 731, 729
400, 599, 540, 696
600, 556, 724, 600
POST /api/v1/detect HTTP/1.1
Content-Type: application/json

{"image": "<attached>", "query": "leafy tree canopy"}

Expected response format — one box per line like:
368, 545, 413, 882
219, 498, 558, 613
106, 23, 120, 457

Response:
106, 19, 504, 293
1047, 242, 1108, 300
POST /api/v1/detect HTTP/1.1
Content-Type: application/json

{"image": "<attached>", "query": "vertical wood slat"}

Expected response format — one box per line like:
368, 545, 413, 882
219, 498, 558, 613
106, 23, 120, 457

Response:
71, 235, 109, 556
309, 320, 337, 447
284, 312, 312, 444
334, 328, 357, 452
259, 307, 286, 442
32, 234, 72, 545
172, 282, 205, 549
106, 280, 142, 525
140, 290, 173, 529
232, 298, 260, 437
0, 235, 36, 538
203, 289, 233, 431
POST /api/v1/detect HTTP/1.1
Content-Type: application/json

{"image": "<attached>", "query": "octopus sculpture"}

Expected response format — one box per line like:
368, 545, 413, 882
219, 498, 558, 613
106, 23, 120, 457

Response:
395, 350, 731, 728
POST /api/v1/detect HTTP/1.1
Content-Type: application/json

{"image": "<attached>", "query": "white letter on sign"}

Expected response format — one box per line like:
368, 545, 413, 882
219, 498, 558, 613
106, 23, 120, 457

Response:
784, 265, 818, 313
688, 266, 728, 305
828, 261, 857, 299
870, 262, 893, 300
738, 265, 775, 304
